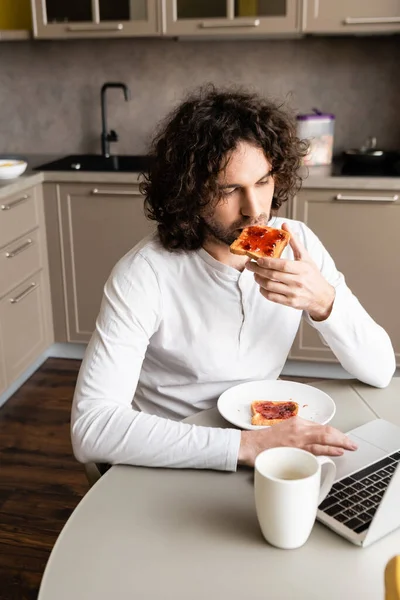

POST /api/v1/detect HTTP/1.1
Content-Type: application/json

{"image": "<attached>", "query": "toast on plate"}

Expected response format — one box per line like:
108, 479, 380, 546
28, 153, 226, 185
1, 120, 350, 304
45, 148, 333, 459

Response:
251, 400, 299, 426
230, 225, 290, 260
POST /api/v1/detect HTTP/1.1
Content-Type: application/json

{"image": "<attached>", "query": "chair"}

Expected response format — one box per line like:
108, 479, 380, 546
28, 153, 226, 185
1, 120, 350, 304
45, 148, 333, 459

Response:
84, 462, 102, 487
385, 555, 400, 600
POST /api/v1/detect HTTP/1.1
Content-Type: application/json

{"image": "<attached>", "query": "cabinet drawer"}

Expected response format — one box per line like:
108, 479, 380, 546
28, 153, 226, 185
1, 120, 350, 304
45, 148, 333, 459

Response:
0, 271, 48, 382
0, 186, 39, 248
0, 229, 42, 298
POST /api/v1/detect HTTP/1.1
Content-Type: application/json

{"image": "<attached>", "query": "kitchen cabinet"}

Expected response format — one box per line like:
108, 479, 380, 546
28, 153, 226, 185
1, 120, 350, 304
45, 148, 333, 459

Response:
0, 316, 7, 396
277, 199, 289, 219
0, 187, 39, 248
29, 0, 400, 39
302, 0, 400, 34
0, 271, 50, 382
44, 182, 156, 344
31, 0, 160, 38
0, 319, 6, 395
0, 0, 32, 40
0, 184, 53, 389
289, 187, 400, 366
164, 0, 300, 36
0, 0, 32, 30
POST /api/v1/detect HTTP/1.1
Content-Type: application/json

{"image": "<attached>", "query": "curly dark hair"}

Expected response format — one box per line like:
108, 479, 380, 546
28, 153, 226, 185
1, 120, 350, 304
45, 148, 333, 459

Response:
141, 85, 308, 251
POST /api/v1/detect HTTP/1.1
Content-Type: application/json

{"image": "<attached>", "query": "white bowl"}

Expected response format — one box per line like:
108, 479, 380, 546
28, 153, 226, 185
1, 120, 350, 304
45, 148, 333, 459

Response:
0, 159, 28, 180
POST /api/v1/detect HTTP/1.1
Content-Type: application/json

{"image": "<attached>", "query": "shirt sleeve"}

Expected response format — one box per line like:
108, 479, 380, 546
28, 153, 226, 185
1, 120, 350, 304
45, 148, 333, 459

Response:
70, 251, 241, 471
298, 223, 396, 388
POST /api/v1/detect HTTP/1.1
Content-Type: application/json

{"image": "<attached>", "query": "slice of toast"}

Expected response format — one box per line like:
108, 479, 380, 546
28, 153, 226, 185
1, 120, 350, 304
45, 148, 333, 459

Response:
251, 400, 299, 426
230, 225, 290, 260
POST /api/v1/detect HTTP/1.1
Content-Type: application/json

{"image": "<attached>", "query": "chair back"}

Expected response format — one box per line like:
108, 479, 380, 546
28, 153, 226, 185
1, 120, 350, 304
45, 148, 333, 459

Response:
84, 462, 102, 487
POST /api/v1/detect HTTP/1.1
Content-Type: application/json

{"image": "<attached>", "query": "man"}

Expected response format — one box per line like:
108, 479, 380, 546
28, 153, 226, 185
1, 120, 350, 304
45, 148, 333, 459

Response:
71, 86, 395, 471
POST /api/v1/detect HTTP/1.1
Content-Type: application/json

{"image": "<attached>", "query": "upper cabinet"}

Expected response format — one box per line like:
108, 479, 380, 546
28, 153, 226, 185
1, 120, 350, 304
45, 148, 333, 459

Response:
302, 0, 400, 34
29, 0, 400, 39
31, 0, 160, 38
0, 0, 32, 40
164, 0, 300, 36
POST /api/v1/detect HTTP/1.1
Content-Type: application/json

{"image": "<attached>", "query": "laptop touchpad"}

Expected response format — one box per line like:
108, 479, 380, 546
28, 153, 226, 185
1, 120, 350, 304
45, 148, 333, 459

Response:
348, 419, 400, 453
332, 434, 386, 482
332, 419, 400, 482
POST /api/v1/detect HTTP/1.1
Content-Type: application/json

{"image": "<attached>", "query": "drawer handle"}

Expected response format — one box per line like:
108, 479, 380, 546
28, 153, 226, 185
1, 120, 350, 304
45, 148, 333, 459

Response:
1, 194, 30, 210
344, 16, 400, 25
91, 188, 143, 196
199, 19, 260, 29
66, 23, 123, 32
335, 193, 399, 202
5, 238, 33, 259
10, 282, 37, 304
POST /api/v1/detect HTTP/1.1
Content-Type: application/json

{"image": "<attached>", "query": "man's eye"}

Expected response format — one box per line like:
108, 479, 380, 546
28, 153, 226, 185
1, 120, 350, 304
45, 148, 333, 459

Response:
257, 178, 270, 186
222, 187, 237, 196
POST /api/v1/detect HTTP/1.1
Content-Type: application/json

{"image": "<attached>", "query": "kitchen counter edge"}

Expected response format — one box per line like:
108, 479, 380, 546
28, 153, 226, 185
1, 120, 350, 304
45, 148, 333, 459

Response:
1, 169, 399, 201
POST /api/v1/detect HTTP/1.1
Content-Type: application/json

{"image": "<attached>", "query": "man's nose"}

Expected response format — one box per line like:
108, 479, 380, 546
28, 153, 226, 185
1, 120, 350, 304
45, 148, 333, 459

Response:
240, 187, 263, 218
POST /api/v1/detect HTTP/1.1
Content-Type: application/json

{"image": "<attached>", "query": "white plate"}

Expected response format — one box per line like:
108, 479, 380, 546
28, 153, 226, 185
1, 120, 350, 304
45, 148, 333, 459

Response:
217, 379, 336, 430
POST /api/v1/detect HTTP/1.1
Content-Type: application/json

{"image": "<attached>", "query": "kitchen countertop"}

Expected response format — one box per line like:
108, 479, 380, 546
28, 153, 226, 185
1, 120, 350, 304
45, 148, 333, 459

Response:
0, 154, 399, 200
0, 155, 143, 200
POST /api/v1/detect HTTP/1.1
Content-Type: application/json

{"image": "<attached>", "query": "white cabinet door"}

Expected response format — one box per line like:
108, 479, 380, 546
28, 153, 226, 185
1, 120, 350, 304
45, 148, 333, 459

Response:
0, 322, 6, 396
164, 0, 300, 36
302, 0, 400, 34
0, 185, 38, 249
0, 271, 50, 383
0, 183, 53, 390
289, 188, 400, 366
31, 0, 160, 38
56, 182, 156, 343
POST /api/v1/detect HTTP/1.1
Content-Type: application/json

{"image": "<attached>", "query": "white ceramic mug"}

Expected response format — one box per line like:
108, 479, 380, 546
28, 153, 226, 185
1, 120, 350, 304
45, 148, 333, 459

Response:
254, 447, 336, 550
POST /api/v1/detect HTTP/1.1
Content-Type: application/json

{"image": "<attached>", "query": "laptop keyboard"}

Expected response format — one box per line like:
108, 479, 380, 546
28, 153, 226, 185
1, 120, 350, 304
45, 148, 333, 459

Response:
319, 451, 400, 535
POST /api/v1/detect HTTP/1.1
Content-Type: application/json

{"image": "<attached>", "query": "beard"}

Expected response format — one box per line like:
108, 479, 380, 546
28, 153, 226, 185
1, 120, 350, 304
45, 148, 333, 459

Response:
202, 212, 272, 246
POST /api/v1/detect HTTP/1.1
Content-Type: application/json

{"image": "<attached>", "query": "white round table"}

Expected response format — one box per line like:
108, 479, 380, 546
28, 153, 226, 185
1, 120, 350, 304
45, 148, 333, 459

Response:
38, 379, 400, 600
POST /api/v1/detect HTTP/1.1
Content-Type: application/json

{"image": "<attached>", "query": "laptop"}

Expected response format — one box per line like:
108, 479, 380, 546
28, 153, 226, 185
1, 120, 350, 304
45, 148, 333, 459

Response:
317, 418, 400, 547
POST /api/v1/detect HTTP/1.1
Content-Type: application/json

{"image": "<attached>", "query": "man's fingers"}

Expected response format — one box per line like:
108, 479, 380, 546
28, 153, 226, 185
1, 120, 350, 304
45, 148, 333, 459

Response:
310, 427, 358, 451
253, 257, 302, 274
259, 288, 291, 306
305, 444, 345, 457
254, 275, 290, 296
293, 418, 358, 452
246, 261, 296, 283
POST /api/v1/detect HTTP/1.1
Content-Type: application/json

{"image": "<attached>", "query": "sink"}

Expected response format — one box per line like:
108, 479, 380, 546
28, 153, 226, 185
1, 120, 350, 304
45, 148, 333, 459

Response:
34, 154, 153, 173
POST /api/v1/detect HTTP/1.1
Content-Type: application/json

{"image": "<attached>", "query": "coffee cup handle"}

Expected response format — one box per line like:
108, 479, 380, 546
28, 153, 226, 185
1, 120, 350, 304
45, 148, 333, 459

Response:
316, 456, 337, 505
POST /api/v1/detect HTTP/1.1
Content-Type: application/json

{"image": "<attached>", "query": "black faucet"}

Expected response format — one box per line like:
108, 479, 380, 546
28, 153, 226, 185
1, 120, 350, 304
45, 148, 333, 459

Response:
101, 82, 131, 158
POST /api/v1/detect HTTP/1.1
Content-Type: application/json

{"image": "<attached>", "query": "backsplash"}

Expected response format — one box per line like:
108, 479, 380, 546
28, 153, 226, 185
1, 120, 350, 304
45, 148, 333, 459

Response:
0, 35, 399, 155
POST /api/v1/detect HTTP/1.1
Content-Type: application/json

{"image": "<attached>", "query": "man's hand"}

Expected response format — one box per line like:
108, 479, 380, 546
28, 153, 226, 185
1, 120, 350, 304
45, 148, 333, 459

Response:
238, 417, 358, 467
245, 222, 335, 321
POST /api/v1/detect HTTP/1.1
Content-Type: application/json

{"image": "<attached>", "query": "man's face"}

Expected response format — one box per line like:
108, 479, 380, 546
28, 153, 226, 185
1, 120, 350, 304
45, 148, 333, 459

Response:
203, 141, 275, 246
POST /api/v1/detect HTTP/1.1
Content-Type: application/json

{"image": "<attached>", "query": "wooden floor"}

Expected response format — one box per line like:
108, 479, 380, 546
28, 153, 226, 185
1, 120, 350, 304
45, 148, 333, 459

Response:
0, 357, 316, 600
0, 358, 87, 600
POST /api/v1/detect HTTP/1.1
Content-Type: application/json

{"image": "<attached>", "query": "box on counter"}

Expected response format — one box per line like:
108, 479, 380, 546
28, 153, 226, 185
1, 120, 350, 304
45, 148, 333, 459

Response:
297, 110, 335, 166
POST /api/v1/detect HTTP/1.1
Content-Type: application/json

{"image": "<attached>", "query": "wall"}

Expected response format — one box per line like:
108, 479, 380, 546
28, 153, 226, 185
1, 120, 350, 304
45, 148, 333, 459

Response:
0, 35, 399, 156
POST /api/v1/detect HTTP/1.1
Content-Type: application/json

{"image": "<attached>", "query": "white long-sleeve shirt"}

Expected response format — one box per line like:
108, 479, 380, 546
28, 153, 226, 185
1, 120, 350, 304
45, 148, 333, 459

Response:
71, 217, 396, 470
